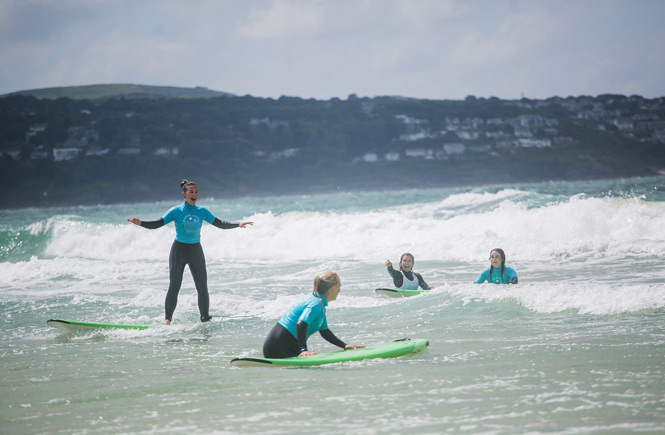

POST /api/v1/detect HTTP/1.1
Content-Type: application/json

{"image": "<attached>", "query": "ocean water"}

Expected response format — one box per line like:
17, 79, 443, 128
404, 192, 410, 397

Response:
1, 176, 664, 434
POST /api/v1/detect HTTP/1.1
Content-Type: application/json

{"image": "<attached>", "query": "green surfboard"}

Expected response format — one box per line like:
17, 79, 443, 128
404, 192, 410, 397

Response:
47, 319, 150, 331
375, 287, 429, 298
230, 338, 429, 367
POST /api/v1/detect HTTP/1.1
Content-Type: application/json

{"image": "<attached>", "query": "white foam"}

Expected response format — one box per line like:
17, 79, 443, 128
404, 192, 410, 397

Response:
4, 188, 663, 316
447, 282, 665, 314
30, 191, 665, 265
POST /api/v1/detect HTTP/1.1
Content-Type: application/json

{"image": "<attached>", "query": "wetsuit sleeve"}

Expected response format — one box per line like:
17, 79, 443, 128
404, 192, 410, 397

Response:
211, 218, 239, 230
509, 269, 518, 284
387, 265, 403, 288
505, 266, 518, 284
296, 321, 309, 352
319, 329, 347, 349
474, 269, 487, 284
140, 219, 165, 230
415, 273, 431, 290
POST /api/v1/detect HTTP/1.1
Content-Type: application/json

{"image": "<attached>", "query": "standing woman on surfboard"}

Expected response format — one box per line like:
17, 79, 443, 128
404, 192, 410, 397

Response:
475, 248, 518, 284
127, 179, 253, 324
262, 271, 364, 358
385, 253, 434, 290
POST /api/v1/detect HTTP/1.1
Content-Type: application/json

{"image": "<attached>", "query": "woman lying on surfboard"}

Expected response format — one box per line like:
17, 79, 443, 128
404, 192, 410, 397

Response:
262, 271, 364, 358
127, 179, 253, 325
385, 253, 434, 290
475, 248, 518, 284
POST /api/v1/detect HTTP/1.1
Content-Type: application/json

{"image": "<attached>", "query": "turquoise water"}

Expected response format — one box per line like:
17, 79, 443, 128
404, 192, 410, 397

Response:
1, 176, 664, 434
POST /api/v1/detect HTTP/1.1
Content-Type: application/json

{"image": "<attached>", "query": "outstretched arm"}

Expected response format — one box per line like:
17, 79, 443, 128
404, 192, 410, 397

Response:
127, 218, 165, 229
211, 219, 254, 230
385, 263, 403, 288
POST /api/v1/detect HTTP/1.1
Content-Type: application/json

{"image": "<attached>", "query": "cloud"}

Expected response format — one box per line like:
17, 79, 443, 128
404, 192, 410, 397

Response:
448, 4, 562, 67
393, 0, 459, 27
0, 0, 664, 99
0, 0, 96, 42
237, 0, 327, 40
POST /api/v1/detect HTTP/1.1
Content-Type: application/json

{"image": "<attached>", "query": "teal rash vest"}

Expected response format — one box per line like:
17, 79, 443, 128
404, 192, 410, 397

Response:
475, 265, 518, 284
162, 202, 216, 244
278, 293, 329, 340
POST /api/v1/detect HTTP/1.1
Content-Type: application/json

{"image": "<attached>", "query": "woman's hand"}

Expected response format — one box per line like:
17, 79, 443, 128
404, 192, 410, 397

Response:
298, 350, 316, 357
344, 344, 365, 350
384, 260, 392, 267
238, 221, 254, 228
127, 218, 141, 225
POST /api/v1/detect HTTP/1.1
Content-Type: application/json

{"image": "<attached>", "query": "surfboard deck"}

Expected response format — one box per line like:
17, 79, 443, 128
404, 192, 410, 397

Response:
47, 319, 150, 331
230, 338, 429, 367
375, 288, 429, 298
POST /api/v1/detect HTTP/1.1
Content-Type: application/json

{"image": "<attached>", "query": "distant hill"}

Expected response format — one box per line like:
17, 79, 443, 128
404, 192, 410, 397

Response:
2, 89, 664, 208
2, 84, 235, 100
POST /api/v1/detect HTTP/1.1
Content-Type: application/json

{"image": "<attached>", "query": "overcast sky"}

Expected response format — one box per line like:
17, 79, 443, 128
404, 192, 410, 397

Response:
1, 0, 664, 101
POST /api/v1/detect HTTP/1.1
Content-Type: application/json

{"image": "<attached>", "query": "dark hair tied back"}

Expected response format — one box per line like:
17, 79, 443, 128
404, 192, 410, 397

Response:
489, 248, 506, 280
181, 179, 197, 192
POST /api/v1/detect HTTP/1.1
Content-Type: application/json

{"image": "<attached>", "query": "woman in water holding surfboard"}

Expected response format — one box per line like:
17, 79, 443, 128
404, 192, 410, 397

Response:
385, 253, 434, 290
475, 248, 518, 284
127, 179, 253, 324
263, 271, 364, 358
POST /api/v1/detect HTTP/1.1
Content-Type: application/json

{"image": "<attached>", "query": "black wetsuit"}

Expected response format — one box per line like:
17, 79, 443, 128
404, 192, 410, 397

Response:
262, 293, 347, 358
386, 265, 431, 290
262, 323, 347, 359
140, 216, 238, 321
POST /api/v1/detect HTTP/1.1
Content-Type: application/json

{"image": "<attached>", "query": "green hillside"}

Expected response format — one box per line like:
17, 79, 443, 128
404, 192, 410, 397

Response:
2, 84, 234, 100
1, 88, 664, 208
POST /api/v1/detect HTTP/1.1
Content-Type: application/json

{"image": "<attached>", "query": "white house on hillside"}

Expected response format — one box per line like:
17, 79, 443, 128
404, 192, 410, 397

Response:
53, 147, 81, 161
384, 151, 400, 161
516, 139, 551, 148
443, 143, 465, 155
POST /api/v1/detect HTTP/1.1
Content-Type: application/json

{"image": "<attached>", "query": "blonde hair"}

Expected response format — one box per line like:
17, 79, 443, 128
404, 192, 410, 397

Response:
312, 271, 340, 297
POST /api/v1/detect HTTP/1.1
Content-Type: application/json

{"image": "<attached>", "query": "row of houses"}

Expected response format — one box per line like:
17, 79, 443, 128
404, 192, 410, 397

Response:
357, 137, 555, 163
395, 113, 560, 143
395, 96, 665, 144
53, 146, 179, 161
0, 146, 180, 162
10, 96, 661, 164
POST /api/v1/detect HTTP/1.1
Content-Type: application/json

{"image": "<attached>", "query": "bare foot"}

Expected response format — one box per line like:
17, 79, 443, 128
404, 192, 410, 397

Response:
163, 319, 171, 325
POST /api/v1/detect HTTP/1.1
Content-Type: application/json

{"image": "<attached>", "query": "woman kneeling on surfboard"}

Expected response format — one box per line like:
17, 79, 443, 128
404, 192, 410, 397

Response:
263, 271, 364, 358
475, 248, 518, 284
127, 179, 253, 325
385, 253, 434, 290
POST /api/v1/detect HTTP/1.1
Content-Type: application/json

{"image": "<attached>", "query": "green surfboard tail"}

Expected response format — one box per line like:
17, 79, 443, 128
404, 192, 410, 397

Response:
47, 319, 150, 331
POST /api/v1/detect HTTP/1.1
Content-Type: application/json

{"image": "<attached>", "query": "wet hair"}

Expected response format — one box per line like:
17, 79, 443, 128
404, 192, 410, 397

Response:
312, 271, 340, 298
180, 179, 197, 192
399, 253, 414, 270
489, 248, 506, 281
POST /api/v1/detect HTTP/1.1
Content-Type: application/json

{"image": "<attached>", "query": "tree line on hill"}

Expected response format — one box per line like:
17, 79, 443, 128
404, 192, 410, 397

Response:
1, 89, 664, 208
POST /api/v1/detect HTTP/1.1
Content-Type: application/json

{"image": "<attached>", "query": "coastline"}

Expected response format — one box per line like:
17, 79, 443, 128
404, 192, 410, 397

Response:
6, 171, 663, 211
